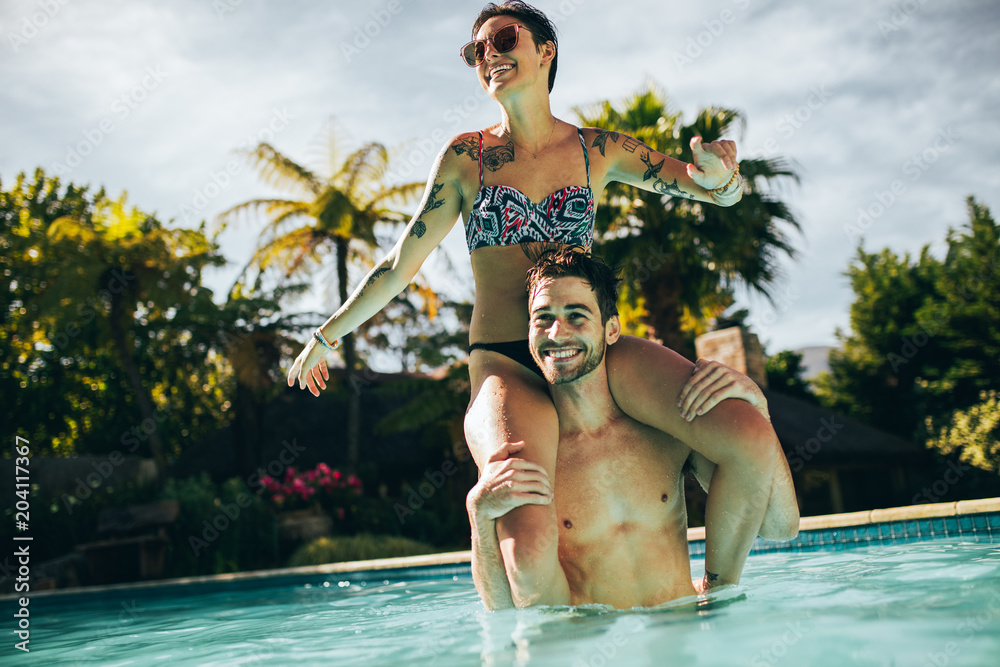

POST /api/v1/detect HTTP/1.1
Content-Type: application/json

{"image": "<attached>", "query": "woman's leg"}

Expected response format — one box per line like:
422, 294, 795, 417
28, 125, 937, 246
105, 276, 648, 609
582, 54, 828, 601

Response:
605, 335, 779, 586
466, 349, 569, 607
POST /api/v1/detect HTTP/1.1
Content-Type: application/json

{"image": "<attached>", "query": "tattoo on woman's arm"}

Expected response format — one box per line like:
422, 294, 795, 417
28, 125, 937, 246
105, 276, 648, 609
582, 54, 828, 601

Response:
357, 267, 389, 298
410, 183, 444, 238
653, 177, 696, 199
706, 571, 720, 583
640, 151, 664, 182
591, 129, 621, 157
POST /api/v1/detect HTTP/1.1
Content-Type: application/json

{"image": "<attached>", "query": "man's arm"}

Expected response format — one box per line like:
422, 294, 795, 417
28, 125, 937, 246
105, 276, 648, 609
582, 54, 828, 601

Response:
680, 359, 800, 541
688, 450, 799, 541
466, 443, 554, 611
468, 498, 515, 611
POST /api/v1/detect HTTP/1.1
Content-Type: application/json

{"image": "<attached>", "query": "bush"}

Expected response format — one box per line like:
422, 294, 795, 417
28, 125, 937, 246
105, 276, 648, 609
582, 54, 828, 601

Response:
926, 390, 1000, 475
161, 472, 276, 577
288, 534, 439, 567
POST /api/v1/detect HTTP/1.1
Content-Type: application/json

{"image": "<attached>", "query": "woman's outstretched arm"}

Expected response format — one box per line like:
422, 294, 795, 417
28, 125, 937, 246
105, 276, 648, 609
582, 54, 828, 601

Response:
287, 136, 467, 395
586, 128, 741, 207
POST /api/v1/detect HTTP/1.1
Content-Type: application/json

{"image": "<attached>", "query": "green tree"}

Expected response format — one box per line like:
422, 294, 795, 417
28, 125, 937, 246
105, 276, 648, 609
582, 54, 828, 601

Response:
216, 125, 429, 471
814, 197, 1000, 445
812, 246, 934, 437
926, 391, 1000, 475
2, 170, 229, 467
576, 84, 801, 356
766, 350, 818, 404
179, 283, 310, 477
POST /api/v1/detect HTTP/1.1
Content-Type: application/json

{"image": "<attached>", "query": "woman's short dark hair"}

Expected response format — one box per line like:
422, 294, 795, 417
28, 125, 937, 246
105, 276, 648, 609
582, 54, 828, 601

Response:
526, 249, 621, 324
472, 1, 558, 92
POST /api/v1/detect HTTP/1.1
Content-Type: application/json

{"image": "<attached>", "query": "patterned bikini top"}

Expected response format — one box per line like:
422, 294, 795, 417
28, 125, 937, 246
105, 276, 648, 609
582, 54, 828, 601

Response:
465, 127, 595, 253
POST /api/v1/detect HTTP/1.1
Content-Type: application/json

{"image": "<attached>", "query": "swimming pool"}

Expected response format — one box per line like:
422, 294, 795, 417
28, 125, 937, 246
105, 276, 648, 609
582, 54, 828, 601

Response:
8, 507, 1000, 666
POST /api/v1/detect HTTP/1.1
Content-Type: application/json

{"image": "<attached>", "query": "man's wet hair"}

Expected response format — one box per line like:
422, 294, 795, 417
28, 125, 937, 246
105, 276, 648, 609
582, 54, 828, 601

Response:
472, 1, 559, 92
526, 248, 621, 324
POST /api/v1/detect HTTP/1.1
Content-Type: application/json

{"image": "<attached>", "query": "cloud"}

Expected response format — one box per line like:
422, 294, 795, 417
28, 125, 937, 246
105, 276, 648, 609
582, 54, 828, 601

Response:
1, 0, 998, 356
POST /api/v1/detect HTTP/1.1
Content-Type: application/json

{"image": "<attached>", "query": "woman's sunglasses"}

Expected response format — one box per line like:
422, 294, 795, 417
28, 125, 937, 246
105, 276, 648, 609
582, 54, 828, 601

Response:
460, 23, 529, 67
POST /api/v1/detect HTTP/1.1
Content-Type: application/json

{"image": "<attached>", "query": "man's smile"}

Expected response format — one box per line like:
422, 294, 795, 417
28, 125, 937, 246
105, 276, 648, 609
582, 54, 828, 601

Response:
544, 347, 582, 361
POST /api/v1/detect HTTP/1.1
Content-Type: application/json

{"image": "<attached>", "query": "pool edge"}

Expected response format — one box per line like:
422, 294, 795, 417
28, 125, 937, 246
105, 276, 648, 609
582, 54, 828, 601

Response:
6, 497, 998, 601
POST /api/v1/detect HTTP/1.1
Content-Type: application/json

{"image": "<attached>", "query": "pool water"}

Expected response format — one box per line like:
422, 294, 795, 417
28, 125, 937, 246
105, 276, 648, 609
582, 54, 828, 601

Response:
14, 537, 1000, 666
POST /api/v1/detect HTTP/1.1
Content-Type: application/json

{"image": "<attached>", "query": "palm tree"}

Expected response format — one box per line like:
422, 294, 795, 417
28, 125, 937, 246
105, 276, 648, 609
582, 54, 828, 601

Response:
576, 85, 801, 357
216, 123, 425, 471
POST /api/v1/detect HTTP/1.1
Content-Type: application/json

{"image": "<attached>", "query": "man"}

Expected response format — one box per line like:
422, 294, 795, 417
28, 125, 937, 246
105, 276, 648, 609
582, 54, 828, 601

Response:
467, 249, 798, 609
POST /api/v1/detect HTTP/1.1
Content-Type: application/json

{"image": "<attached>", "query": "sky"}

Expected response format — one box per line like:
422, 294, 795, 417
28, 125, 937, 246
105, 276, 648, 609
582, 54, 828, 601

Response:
2, 0, 998, 370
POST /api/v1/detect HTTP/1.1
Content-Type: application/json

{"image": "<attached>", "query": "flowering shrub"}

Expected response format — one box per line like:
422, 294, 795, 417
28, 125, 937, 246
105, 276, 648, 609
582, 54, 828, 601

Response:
260, 463, 362, 516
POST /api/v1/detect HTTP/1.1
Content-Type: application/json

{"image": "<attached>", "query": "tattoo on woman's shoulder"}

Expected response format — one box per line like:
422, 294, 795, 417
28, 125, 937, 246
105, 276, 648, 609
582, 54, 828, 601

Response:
483, 141, 514, 171
451, 136, 516, 171
451, 136, 479, 160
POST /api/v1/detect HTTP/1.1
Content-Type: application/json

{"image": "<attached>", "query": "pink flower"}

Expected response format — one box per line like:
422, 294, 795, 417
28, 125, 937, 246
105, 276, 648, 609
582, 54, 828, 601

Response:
333, 471, 342, 481
284, 467, 296, 482
348, 474, 361, 488
317, 463, 331, 475
273, 493, 285, 504
336, 507, 345, 520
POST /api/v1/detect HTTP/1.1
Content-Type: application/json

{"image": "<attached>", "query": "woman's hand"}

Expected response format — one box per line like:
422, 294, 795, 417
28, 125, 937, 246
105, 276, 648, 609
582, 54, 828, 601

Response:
687, 136, 738, 189
676, 358, 769, 422
286, 337, 333, 397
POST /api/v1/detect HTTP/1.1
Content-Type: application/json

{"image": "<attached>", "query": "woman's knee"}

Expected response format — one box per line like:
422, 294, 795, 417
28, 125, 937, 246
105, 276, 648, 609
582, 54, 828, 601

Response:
464, 366, 559, 470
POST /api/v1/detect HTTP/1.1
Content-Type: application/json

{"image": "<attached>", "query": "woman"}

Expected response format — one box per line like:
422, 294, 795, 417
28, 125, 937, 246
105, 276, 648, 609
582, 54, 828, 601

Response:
287, 1, 777, 607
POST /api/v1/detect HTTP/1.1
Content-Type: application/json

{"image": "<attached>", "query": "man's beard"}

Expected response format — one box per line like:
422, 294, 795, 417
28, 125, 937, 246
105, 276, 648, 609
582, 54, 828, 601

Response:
534, 337, 606, 385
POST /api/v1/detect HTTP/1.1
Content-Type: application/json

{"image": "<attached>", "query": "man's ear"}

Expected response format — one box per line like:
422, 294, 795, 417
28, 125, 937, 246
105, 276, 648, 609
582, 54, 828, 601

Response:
605, 315, 621, 345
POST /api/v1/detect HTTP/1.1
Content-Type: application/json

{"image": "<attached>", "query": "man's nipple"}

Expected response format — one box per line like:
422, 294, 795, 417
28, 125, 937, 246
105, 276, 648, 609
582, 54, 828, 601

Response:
661, 493, 668, 502
563, 519, 573, 529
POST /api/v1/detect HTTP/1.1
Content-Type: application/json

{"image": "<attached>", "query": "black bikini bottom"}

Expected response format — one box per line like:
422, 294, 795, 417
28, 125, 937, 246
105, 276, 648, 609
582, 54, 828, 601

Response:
468, 339, 545, 379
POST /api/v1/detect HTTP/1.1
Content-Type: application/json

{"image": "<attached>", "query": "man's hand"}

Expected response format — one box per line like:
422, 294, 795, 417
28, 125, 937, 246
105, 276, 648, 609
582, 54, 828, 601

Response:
687, 136, 738, 190
468, 442, 553, 523
676, 359, 769, 422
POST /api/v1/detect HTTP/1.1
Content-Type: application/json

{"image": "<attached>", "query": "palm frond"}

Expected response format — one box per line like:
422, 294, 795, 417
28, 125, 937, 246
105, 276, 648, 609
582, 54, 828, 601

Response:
239, 143, 321, 197
338, 143, 389, 201
215, 198, 310, 231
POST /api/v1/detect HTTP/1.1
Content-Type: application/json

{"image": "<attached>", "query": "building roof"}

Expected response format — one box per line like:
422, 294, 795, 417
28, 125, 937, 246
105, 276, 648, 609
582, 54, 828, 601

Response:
763, 389, 928, 465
